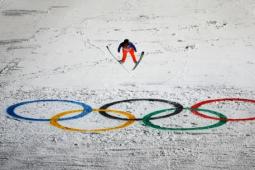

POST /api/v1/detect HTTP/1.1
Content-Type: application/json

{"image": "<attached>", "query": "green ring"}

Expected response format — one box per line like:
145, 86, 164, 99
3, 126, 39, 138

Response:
142, 107, 227, 131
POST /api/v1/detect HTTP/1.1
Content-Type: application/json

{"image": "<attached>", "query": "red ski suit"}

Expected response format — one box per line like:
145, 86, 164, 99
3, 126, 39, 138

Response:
122, 48, 137, 63
118, 42, 137, 63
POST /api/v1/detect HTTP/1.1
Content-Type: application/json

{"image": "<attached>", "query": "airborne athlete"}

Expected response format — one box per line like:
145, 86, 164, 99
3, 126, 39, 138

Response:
117, 39, 137, 64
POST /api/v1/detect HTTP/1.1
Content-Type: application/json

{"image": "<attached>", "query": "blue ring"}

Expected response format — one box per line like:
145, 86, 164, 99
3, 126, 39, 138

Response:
6, 99, 92, 122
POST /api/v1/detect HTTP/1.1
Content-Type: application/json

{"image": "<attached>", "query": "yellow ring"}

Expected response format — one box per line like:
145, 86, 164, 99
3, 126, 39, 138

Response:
50, 109, 136, 133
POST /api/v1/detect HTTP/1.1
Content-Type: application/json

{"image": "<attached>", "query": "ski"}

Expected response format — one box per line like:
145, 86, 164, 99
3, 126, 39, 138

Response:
106, 46, 129, 73
132, 51, 144, 70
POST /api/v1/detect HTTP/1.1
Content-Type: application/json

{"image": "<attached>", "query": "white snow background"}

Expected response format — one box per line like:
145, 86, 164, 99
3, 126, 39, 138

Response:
0, 0, 255, 169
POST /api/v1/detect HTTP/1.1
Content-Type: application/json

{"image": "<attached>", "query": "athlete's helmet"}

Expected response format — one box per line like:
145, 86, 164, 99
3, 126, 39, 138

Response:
124, 39, 129, 44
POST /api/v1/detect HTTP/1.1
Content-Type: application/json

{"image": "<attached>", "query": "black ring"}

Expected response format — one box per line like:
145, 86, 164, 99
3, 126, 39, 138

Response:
98, 98, 183, 121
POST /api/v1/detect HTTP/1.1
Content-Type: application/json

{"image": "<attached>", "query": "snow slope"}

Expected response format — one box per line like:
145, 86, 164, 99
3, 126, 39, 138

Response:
0, 0, 255, 169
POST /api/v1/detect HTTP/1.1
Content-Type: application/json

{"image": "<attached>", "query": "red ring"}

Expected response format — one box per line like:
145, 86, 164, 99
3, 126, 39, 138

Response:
191, 98, 255, 121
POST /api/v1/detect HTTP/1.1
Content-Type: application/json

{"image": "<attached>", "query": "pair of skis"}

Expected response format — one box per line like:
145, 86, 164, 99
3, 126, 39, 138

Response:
106, 46, 144, 71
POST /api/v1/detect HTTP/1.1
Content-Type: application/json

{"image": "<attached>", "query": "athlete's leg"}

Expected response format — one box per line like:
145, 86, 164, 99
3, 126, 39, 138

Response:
129, 49, 137, 63
121, 49, 128, 63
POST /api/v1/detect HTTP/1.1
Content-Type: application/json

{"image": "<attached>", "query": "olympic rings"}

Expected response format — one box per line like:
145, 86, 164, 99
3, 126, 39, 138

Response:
6, 99, 92, 122
191, 98, 255, 121
99, 98, 183, 121
5, 97, 255, 133
143, 108, 227, 131
50, 109, 136, 133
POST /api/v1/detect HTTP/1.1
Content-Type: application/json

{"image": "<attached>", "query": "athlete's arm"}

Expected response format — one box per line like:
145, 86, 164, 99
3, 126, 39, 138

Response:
117, 43, 123, 52
130, 43, 137, 52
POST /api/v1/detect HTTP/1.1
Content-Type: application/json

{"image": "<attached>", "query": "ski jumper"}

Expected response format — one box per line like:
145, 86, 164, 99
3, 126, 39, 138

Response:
118, 42, 137, 63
